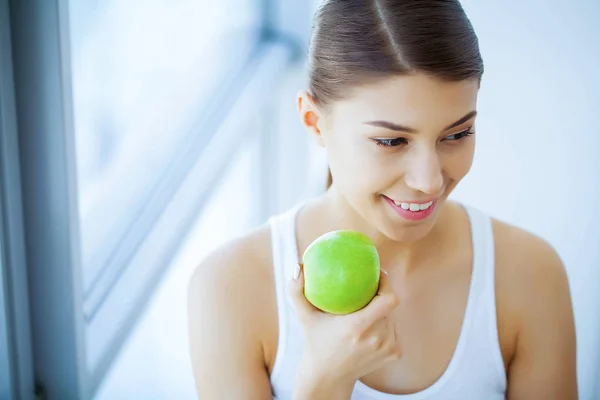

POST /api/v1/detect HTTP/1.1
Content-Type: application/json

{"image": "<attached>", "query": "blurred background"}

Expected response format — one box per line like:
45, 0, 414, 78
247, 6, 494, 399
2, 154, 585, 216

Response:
0, 0, 599, 399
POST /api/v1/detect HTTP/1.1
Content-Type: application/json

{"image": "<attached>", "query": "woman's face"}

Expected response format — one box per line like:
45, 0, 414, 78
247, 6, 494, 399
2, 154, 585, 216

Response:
301, 73, 480, 242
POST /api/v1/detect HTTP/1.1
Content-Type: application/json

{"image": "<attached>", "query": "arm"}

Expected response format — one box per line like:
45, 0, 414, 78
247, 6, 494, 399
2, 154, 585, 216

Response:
505, 236, 578, 400
187, 237, 352, 400
187, 245, 273, 400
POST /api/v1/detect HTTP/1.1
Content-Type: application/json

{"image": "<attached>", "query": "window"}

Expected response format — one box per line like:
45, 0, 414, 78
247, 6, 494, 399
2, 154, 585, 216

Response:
9, 0, 305, 397
69, 0, 260, 320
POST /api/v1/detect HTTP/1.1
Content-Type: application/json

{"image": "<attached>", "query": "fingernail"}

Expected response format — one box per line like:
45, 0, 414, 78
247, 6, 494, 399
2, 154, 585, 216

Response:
382, 269, 388, 275
293, 262, 301, 280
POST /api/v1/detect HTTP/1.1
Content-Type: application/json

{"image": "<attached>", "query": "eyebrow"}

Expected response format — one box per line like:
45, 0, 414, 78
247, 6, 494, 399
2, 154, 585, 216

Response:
363, 110, 478, 133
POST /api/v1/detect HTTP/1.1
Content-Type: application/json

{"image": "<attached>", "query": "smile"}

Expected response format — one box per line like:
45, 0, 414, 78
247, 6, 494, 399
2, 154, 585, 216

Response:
393, 200, 434, 211
383, 196, 437, 221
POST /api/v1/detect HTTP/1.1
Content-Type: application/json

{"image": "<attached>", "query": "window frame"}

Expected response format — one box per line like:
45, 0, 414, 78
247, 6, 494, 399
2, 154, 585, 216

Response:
0, 0, 35, 399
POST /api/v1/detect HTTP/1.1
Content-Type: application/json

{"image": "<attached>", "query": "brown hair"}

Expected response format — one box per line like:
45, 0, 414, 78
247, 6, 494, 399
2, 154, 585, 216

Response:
307, 0, 484, 189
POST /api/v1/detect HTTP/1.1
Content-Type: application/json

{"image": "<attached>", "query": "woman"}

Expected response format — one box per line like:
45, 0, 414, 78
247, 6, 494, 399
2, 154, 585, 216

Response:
187, 1, 578, 399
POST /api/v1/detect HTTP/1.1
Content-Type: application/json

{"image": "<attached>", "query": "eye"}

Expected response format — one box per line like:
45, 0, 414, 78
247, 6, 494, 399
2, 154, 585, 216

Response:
373, 137, 408, 147
444, 127, 475, 141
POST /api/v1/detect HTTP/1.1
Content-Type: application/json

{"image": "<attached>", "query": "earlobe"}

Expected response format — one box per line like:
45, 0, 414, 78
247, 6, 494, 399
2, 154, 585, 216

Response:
297, 90, 326, 147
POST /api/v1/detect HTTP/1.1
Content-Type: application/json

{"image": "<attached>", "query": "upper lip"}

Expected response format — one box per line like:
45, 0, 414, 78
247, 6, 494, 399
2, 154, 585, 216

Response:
384, 195, 437, 204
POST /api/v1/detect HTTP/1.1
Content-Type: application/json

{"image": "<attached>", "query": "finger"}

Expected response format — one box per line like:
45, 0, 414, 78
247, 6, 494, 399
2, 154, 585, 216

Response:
361, 314, 387, 338
287, 263, 319, 322
349, 270, 399, 330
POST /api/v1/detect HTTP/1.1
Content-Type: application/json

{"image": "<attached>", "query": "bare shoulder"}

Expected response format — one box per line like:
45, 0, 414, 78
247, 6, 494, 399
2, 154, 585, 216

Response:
188, 223, 273, 290
491, 217, 577, 398
187, 222, 275, 331
491, 218, 570, 305
186, 223, 278, 397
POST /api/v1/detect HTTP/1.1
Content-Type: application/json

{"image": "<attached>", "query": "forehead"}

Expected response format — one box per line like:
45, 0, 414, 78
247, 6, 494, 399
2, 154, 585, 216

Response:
328, 73, 480, 130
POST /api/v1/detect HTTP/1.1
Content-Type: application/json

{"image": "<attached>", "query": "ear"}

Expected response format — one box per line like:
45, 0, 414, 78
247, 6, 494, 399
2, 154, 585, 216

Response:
297, 90, 326, 147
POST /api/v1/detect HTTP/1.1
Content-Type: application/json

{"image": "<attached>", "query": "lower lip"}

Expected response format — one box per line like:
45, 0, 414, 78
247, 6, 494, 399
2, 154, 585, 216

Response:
383, 196, 437, 221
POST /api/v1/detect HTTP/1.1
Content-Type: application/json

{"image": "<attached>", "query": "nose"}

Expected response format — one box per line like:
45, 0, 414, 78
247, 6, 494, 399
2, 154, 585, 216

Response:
404, 147, 444, 195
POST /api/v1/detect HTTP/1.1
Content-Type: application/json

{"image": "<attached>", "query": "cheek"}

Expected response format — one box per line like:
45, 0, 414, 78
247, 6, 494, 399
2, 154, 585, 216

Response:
442, 142, 475, 180
327, 135, 384, 191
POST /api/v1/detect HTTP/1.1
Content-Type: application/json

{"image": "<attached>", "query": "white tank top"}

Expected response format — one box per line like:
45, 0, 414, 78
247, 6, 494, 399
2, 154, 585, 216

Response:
268, 202, 507, 399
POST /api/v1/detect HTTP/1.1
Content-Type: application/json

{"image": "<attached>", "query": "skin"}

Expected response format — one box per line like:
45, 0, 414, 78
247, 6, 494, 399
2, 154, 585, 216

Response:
187, 73, 578, 399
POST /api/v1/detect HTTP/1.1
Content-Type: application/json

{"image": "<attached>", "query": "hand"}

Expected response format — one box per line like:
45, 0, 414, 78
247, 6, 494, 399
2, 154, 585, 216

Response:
288, 265, 401, 389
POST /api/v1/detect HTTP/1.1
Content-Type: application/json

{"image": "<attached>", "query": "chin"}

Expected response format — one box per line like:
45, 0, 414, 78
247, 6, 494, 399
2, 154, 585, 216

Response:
377, 201, 443, 243
382, 221, 436, 243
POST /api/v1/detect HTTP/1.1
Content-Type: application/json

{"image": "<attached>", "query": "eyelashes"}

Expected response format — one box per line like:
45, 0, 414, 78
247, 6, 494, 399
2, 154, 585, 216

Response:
373, 127, 475, 148
445, 127, 475, 141
374, 137, 409, 147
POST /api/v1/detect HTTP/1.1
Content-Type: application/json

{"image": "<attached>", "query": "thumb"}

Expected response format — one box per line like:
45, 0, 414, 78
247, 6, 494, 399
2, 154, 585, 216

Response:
287, 262, 318, 322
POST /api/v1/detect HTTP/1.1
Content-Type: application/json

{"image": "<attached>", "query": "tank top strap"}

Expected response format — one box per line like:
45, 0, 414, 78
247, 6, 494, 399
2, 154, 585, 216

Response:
268, 203, 303, 383
462, 205, 493, 301
462, 204, 506, 381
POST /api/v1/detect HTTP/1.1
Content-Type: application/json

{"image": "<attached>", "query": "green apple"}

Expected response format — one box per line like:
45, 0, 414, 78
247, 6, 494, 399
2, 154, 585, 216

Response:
302, 230, 380, 315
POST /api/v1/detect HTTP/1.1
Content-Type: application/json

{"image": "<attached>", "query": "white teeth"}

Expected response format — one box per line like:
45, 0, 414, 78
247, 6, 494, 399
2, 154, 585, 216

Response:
420, 201, 434, 210
392, 200, 434, 212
